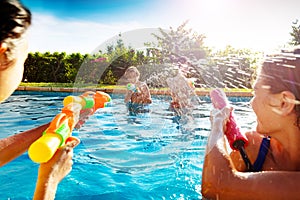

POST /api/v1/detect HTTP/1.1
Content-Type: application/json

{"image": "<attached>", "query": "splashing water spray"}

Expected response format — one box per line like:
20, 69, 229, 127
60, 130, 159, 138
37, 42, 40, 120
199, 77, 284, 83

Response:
70, 27, 257, 174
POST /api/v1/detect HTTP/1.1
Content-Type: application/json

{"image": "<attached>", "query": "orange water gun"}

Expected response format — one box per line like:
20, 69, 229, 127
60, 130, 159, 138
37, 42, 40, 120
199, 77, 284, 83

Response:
28, 91, 111, 163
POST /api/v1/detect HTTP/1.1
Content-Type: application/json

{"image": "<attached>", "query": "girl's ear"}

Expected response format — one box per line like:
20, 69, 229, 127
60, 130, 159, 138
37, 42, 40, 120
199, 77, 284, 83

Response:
281, 91, 296, 116
0, 43, 7, 54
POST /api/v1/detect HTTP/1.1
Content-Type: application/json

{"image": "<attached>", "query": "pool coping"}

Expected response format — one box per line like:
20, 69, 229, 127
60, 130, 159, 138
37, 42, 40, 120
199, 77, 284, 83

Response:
16, 86, 253, 97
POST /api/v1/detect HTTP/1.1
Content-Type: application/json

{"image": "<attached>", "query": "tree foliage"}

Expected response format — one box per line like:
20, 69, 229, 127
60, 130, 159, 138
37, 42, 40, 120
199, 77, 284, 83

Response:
289, 19, 300, 46
23, 21, 265, 89
152, 20, 207, 64
146, 20, 210, 87
205, 45, 262, 88
24, 52, 88, 83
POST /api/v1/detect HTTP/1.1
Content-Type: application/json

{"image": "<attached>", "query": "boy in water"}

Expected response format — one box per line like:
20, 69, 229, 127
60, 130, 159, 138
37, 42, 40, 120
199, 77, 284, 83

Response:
124, 66, 152, 113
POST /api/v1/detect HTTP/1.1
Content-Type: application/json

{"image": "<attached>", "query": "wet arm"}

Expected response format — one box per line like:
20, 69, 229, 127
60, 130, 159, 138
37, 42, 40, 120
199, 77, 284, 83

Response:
201, 139, 300, 200
0, 123, 49, 167
33, 138, 78, 200
33, 174, 58, 200
139, 83, 152, 103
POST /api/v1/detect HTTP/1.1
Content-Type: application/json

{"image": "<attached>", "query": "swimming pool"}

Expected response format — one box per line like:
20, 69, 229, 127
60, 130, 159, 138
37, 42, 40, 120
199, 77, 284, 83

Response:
0, 91, 255, 200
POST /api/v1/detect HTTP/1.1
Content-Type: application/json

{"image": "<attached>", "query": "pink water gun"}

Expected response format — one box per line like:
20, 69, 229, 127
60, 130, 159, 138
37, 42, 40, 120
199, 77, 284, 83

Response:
210, 88, 253, 171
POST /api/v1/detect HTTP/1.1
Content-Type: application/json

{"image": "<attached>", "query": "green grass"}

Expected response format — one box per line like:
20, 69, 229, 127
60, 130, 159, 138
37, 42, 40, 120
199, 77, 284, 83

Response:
19, 82, 125, 89
20, 82, 73, 87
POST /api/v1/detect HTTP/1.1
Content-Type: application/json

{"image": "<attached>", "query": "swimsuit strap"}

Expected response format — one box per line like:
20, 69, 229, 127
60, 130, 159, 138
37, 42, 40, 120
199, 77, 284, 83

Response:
252, 136, 271, 172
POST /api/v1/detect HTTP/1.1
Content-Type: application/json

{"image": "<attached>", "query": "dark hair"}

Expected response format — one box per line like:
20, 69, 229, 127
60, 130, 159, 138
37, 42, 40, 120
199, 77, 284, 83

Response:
0, 0, 31, 61
260, 46, 300, 128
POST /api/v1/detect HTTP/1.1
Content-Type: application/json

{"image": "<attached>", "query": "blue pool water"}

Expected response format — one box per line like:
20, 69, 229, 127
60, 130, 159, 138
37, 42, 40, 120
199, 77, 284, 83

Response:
0, 91, 255, 200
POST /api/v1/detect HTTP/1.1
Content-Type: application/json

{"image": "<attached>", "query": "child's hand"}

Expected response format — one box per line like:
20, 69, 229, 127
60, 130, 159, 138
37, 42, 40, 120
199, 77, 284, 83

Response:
38, 136, 80, 183
206, 107, 231, 154
75, 108, 94, 129
127, 83, 138, 92
210, 106, 232, 129
34, 137, 80, 199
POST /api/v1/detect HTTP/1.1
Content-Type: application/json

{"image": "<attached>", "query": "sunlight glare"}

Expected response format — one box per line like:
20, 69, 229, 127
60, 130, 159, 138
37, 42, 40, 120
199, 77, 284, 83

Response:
180, 0, 233, 50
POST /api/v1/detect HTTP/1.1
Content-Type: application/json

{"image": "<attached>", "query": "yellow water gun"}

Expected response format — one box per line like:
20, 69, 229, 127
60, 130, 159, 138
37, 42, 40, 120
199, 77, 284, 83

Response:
28, 91, 111, 163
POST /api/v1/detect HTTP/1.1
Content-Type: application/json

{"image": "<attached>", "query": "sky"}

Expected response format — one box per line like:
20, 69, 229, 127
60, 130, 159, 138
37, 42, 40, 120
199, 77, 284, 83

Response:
21, 0, 300, 54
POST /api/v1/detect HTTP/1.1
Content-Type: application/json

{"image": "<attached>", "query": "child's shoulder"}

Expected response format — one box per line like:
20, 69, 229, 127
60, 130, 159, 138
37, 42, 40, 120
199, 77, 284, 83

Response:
245, 131, 266, 164
230, 131, 265, 171
245, 131, 265, 142
137, 81, 148, 87
244, 131, 266, 153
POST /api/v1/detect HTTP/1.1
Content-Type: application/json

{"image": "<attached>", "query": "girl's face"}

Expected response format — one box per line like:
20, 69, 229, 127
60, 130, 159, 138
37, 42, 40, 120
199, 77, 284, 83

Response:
126, 72, 139, 84
250, 77, 283, 134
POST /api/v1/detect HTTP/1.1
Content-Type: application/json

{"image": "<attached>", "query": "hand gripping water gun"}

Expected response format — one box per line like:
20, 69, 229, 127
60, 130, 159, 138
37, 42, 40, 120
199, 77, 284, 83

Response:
188, 79, 195, 89
28, 91, 111, 163
210, 88, 253, 171
126, 83, 138, 92
64, 91, 111, 127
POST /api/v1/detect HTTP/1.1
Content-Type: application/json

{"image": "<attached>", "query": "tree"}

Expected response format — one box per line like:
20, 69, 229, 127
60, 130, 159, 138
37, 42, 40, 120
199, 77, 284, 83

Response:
203, 45, 262, 89
289, 19, 300, 46
152, 20, 207, 64
149, 20, 209, 87
64, 53, 87, 83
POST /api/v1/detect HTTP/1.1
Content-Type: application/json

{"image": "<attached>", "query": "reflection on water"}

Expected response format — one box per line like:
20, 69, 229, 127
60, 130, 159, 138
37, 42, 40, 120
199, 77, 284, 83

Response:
0, 91, 255, 200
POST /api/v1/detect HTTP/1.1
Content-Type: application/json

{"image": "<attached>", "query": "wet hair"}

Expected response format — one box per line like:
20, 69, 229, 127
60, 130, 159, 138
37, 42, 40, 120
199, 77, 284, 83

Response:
259, 46, 300, 128
0, 0, 31, 62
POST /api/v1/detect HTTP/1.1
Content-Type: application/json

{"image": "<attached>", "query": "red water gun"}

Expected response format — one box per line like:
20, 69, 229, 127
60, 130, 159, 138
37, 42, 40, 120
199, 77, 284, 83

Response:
210, 88, 253, 171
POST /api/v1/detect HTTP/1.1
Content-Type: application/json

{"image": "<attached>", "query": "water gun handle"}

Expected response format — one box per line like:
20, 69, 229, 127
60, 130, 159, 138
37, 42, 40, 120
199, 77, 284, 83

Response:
28, 113, 72, 163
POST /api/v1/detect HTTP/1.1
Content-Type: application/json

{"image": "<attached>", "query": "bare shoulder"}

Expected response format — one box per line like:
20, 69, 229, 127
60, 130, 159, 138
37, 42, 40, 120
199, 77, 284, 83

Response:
245, 131, 264, 144
245, 131, 265, 160
230, 131, 264, 171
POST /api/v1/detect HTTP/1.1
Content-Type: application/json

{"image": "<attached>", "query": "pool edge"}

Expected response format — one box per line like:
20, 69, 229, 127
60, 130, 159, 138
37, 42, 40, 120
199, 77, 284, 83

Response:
16, 86, 253, 97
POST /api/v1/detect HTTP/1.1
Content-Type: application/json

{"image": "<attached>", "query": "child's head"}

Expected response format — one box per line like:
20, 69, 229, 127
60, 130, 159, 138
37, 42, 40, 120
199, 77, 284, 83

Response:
0, 0, 31, 62
255, 46, 300, 129
124, 66, 140, 83
0, 0, 31, 102
259, 46, 300, 97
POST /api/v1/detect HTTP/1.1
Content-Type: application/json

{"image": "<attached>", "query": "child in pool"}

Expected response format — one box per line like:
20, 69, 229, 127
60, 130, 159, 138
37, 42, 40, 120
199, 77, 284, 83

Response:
0, 1, 80, 199
124, 66, 152, 113
166, 68, 196, 114
201, 46, 300, 199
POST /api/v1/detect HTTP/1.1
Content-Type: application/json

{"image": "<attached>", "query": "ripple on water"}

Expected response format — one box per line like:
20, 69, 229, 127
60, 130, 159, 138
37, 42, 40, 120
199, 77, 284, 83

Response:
0, 92, 256, 199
